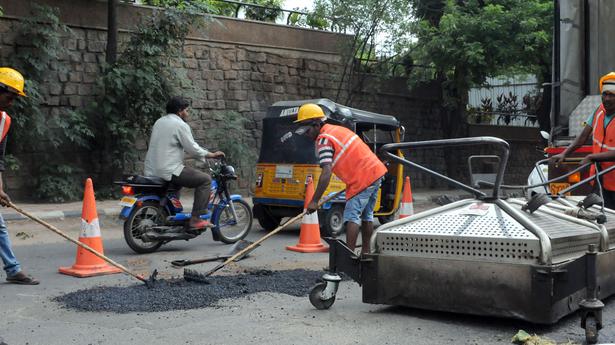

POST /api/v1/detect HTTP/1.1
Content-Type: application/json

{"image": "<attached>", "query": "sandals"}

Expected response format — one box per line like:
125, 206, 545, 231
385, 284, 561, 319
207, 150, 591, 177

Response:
188, 219, 214, 230
6, 272, 39, 285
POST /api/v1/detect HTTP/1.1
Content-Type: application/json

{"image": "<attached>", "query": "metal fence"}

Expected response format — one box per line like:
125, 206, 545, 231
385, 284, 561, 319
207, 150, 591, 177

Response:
467, 77, 542, 128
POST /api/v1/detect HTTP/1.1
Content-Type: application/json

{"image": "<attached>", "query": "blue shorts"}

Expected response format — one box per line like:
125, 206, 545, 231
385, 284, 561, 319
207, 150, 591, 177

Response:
343, 178, 382, 226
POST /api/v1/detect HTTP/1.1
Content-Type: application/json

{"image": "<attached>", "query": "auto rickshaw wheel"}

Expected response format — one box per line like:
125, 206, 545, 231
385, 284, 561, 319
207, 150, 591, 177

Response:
321, 204, 345, 237
254, 205, 281, 231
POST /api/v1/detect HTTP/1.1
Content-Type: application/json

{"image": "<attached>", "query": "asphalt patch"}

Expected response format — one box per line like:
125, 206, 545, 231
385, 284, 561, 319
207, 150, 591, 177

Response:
54, 269, 326, 313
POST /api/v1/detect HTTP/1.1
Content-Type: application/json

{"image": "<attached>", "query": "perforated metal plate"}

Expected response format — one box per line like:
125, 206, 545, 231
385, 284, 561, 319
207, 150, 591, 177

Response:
376, 202, 541, 264
507, 202, 601, 263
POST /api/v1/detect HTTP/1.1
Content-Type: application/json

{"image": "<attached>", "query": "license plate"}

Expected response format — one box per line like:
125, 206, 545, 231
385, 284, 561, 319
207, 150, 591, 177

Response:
119, 196, 138, 207
549, 182, 570, 196
275, 165, 293, 178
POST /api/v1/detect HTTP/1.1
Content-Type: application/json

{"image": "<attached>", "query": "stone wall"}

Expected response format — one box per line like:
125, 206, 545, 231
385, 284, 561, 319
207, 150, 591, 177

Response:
0, 0, 539, 200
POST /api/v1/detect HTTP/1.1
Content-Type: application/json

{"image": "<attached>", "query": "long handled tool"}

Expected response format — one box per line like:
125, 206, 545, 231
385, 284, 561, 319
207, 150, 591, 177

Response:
8, 202, 158, 288
171, 239, 257, 267
184, 189, 345, 283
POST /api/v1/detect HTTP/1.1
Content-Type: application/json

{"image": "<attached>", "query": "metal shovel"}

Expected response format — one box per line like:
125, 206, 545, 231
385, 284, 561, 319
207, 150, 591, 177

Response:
171, 239, 257, 267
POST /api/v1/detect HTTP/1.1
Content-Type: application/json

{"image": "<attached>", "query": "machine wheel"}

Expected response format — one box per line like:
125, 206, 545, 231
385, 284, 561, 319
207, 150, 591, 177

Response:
215, 199, 253, 244
123, 201, 166, 254
585, 315, 599, 344
321, 204, 345, 237
256, 206, 281, 231
309, 282, 335, 310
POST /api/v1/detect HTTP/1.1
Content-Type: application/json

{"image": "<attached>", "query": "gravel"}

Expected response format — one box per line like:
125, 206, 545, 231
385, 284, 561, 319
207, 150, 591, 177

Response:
54, 269, 325, 313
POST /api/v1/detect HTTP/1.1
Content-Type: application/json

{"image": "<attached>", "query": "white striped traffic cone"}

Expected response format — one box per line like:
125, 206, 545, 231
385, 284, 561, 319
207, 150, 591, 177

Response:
286, 177, 328, 253
59, 178, 121, 277
398, 176, 414, 219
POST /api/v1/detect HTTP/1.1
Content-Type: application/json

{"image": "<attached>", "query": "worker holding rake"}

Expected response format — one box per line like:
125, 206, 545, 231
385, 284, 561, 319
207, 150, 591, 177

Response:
0, 67, 38, 285
294, 103, 387, 255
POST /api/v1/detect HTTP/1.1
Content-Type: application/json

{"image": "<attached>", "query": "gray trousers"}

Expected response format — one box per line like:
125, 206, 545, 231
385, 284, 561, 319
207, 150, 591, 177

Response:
171, 167, 212, 217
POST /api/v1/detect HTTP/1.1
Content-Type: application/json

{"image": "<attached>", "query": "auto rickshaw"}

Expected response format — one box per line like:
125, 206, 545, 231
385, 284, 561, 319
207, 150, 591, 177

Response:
252, 98, 405, 236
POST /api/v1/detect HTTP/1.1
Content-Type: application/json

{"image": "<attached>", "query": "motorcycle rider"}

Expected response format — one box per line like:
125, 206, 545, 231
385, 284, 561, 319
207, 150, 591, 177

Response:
144, 96, 224, 229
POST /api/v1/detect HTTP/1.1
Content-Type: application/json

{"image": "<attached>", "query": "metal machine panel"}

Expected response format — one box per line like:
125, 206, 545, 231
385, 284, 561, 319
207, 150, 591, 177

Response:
376, 202, 541, 264
507, 203, 601, 263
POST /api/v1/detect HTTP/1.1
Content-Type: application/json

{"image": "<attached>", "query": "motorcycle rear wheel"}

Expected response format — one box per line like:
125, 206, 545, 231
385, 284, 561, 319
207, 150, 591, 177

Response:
215, 199, 253, 244
124, 201, 166, 254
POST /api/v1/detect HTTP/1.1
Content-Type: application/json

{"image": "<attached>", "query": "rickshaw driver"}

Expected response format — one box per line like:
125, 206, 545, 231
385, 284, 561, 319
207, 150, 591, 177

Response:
295, 103, 387, 255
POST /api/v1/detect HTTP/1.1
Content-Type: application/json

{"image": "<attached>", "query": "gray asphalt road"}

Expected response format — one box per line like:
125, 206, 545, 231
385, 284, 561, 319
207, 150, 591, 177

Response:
0, 210, 614, 345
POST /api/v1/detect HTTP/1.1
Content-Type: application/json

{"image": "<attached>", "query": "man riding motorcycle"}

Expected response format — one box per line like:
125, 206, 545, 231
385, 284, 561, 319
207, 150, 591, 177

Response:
144, 96, 224, 229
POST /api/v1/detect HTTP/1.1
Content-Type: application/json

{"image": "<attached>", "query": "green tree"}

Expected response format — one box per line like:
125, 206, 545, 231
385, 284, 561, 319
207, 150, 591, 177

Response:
408, 0, 552, 135
2, 5, 93, 202
404, 0, 552, 177
243, 0, 283, 22
89, 7, 205, 186
311, 0, 412, 104
141, 0, 237, 17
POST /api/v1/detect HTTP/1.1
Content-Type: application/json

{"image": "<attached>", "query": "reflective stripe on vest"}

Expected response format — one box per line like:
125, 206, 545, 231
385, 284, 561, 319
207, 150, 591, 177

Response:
0, 112, 11, 142
590, 104, 615, 190
317, 124, 387, 200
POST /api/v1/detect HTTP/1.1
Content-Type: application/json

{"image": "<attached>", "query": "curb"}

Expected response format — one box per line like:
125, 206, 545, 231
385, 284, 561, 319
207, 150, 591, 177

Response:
3, 207, 123, 222
2, 192, 474, 222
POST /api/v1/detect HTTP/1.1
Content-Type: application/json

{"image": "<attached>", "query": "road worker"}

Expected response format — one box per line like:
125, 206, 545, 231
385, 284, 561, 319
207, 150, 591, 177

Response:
295, 103, 387, 255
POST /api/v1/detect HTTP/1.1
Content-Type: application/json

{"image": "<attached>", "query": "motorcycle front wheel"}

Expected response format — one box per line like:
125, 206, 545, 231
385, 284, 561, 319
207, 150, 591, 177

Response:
215, 199, 253, 244
124, 201, 166, 254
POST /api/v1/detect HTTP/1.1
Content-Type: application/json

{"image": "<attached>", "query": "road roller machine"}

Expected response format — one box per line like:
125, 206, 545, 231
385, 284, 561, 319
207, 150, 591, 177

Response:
309, 137, 615, 344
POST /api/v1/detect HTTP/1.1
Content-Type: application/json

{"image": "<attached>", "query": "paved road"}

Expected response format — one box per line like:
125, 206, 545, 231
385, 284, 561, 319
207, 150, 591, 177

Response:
0, 208, 614, 345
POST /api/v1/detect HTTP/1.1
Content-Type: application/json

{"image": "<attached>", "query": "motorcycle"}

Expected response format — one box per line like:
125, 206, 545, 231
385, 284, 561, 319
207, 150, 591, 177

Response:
115, 159, 253, 254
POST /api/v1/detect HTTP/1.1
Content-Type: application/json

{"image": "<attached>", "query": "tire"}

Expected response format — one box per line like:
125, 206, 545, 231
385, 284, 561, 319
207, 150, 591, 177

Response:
123, 201, 166, 254
215, 199, 253, 244
321, 204, 345, 237
309, 282, 335, 310
585, 315, 599, 344
256, 206, 281, 231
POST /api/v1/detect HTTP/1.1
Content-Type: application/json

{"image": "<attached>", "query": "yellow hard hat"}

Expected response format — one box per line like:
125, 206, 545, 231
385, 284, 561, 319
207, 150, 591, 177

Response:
599, 72, 615, 93
0, 67, 26, 97
294, 103, 325, 123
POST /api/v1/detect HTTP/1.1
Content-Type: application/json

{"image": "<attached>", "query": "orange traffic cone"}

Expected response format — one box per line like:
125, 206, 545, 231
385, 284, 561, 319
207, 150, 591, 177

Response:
398, 176, 414, 219
286, 177, 328, 253
59, 178, 122, 277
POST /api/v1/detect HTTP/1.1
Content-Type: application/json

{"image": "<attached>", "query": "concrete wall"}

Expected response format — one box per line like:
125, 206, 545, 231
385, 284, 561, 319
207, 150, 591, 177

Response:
0, 0, 538, 200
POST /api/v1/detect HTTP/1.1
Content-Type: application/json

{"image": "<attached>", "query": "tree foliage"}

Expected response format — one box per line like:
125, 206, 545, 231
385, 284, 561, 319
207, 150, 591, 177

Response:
243, 0, 283, 22
87, 7, 204, 179
408, 0, 552, 134
1, 5, 93, 201
307, 0, 412, 104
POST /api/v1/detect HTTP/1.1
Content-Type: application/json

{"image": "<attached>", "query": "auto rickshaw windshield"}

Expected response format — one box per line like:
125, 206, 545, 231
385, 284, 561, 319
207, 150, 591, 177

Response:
258, 116, 318, 164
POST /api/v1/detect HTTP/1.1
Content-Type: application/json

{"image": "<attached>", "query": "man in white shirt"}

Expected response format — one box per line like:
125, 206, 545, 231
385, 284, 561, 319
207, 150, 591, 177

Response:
144, 97, 224, 229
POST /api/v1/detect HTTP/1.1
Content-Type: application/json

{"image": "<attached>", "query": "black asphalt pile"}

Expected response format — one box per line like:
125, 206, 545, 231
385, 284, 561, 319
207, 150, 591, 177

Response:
54, 269, 324, 313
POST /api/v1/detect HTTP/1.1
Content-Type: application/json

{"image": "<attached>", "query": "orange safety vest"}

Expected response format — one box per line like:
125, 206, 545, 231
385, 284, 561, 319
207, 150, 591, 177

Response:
590, 104, 615, 190
0, 111, 11, 142
317, 124, 387, 200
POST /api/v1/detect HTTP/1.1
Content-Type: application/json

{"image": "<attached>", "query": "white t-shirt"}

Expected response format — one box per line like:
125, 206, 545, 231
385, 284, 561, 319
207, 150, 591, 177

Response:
144, 113, 209, 181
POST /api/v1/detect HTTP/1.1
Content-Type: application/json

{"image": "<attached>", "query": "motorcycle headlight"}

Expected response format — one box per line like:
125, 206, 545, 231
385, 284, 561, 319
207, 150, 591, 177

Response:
222, 165, 236, 176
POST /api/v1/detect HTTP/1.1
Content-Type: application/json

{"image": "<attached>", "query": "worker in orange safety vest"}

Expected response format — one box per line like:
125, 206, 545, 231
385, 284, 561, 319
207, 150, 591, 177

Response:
0, 67, 39, 284
551, 72, 615, 208
295, 103, 387, 255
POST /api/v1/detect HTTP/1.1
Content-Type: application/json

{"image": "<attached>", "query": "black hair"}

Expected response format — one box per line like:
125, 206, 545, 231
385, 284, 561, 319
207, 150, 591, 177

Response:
166, 96, 190, 114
